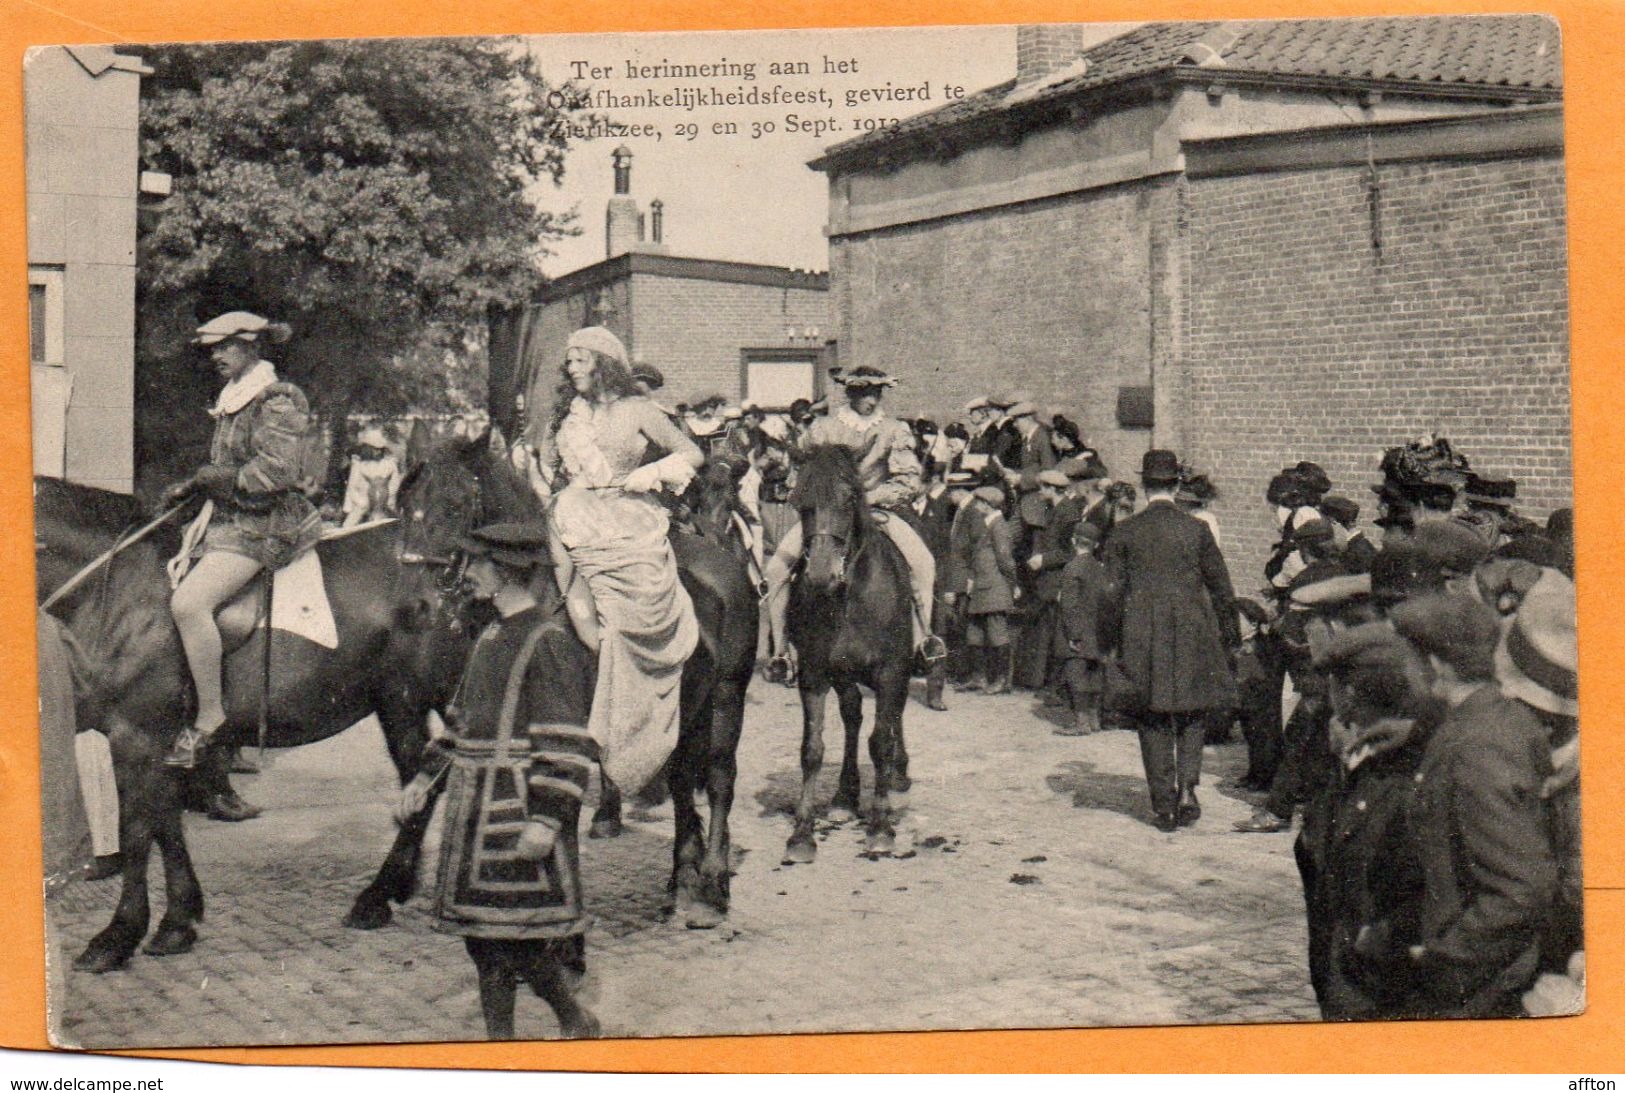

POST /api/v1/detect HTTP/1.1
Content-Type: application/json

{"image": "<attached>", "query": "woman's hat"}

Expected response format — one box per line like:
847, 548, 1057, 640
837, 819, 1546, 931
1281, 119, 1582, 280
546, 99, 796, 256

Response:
1495, 567, 1578, 717
1140, 449, 1181, 485
458, 522, 550, 568
566, 325, 628, 366
831, 365, 896, 390
1176, 473, 1215, 504
194, 311, 287, 346
1465, 472, 1518, 509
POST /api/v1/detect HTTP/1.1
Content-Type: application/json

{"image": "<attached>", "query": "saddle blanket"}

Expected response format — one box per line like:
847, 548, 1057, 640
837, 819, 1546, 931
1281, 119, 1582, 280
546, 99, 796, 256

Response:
266, 518, 393, 648
270, 547, 338, 649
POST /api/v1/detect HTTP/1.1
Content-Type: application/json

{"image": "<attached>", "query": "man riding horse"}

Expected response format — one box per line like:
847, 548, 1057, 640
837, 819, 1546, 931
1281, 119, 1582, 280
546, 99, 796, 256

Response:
763, 365, 947, 679
162, 311, 322, 770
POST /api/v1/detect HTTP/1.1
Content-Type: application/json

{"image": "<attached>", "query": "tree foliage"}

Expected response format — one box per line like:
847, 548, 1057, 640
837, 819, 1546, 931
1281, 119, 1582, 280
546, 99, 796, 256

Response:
135, 37, 584, 491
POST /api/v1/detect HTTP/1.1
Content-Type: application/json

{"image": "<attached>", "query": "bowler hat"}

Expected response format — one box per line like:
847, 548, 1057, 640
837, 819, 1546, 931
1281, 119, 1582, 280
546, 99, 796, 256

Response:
1390, 593, 1501, 681
1140, 449, 1181, 485
1495, 567, 1578, 717
459, 522, 549, 569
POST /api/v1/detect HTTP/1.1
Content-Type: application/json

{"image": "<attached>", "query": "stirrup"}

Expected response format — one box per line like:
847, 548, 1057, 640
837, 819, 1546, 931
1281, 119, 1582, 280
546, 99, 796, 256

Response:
764, 654, 796, 685
918, 635, 948, 665
164, 724, 215, 770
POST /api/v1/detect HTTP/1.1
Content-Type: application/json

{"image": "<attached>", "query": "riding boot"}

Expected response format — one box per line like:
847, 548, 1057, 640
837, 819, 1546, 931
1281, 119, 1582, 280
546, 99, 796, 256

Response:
986, 645, 1013, 695
924, 662, 948, 711
954, 647, 985, 692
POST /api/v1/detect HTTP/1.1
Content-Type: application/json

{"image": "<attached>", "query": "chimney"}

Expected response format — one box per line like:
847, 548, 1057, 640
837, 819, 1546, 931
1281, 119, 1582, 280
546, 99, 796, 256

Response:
650, 199, 664, 244
606, 145, 640, 258
1015, 24, 1085, 87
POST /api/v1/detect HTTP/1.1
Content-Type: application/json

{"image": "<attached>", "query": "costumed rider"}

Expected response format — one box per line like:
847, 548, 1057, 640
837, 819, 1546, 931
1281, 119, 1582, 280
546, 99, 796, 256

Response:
543, 325, 703, 796
762, 365, 948, 679
162, 311, 322, 769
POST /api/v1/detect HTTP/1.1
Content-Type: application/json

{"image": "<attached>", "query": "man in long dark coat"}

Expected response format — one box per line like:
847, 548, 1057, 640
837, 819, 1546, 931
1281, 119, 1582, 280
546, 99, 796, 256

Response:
1101, 449, 1239, 831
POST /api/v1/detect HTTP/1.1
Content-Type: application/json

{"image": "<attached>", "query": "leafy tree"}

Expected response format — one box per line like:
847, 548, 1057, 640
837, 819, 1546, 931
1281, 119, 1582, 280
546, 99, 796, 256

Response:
134, 37, 584, 497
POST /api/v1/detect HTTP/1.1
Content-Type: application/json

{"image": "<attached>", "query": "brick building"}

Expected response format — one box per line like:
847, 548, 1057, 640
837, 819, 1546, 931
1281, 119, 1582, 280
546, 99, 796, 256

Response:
25, 46, 159, 494
491, 147, 829, 445
809, 17, 1568, 580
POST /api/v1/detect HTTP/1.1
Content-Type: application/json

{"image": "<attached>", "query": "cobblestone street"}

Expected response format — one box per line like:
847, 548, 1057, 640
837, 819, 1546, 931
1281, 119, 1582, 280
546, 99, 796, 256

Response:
48, 682, 1320, 1049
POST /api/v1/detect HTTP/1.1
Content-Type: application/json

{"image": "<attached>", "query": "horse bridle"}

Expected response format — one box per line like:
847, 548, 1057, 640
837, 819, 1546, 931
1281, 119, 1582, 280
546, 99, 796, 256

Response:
396, 466, 485, 621
804, 505, 859, 586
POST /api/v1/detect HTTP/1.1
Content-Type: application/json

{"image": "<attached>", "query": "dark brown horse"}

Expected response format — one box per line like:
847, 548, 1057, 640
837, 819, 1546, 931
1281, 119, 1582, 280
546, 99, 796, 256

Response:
35, 475, 468, 971
394, 426, 759, 928
781, 446, 914, 861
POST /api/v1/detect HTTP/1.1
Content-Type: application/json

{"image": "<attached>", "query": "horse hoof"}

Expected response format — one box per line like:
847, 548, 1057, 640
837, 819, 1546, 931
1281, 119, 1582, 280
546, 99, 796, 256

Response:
782, 838, 817, 864
343, 900, 393, 930
827, 805, 859, 824
865, 831, 896, 857
589, 817, 623, 840
683, 902, 726, 930
73, 944, 132, 974
143, 924, 197, 957
563, 1010, 602, 1040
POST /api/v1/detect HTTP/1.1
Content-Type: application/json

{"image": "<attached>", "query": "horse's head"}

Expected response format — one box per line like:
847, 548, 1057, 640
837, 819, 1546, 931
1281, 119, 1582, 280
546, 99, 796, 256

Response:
790, 445, 868, 590
397, 423, 541, 567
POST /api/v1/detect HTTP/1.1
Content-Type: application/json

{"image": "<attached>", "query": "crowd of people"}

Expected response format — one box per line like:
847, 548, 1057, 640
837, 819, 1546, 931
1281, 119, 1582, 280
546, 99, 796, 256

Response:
180, 318, 1581, 1029
564, 369, 1584, 1025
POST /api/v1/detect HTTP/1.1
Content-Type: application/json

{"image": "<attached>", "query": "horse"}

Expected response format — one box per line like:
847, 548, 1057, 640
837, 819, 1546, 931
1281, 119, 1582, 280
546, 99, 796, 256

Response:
780, 445, 915, 861
394, 425, 759, 929
34, 475, 471, 972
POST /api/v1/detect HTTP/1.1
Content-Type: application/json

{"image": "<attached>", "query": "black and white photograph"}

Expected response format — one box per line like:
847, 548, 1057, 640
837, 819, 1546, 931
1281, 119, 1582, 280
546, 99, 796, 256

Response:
28, 15, 1581, 1050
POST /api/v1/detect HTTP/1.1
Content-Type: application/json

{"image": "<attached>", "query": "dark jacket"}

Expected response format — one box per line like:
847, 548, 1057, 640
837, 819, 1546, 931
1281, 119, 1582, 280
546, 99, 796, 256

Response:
1056, 551, 1106, 660
1406, 685, 1557, 1017
1100, 499, 1239, 713
952, 501, 1018, 615
1031, 494, 1086, 603
1310, 729, 1432, 1020
917, 491, 959, 596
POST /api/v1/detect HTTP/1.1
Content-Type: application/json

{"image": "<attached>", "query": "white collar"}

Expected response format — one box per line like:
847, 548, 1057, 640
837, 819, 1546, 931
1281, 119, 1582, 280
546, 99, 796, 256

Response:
210, 361, 278, 418
835, 405, 887, 432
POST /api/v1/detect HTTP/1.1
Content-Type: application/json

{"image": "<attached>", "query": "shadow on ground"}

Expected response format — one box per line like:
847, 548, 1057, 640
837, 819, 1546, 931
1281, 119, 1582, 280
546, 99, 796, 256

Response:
1045, 760, 1153, 823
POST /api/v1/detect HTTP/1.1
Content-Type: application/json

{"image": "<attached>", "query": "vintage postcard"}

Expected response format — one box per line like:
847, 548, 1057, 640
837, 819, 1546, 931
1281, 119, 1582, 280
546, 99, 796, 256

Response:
27, 16, 1580, 1051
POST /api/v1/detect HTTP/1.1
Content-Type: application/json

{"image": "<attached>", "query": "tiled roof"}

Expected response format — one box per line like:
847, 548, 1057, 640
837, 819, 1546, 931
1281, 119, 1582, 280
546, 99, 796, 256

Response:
813, 16, 1560, 170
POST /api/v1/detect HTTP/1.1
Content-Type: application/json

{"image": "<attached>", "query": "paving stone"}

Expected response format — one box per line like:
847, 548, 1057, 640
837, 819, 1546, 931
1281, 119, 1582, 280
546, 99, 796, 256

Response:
47, 689, 1318, 1047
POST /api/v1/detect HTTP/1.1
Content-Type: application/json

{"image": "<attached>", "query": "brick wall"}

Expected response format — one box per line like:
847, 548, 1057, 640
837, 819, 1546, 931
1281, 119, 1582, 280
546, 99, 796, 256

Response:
518, 272, 827, 442
1181, 153, 1571, 586
630, 274, 828, 405
830, 176, 1175, 482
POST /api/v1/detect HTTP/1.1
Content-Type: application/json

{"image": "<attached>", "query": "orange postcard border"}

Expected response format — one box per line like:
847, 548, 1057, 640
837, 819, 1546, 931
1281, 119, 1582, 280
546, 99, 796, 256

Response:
3, 0, 1621, 1072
